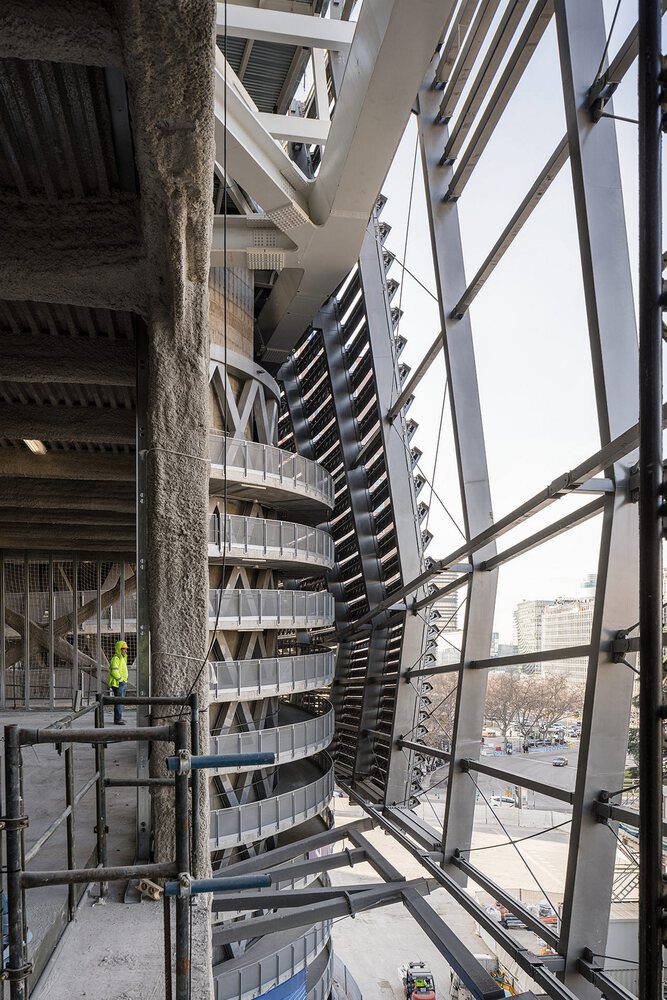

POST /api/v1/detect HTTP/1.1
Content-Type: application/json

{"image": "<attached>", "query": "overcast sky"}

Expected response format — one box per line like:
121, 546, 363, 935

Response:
379, 1, 666, 642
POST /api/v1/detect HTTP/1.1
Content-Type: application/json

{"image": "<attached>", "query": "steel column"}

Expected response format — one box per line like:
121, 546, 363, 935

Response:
95, 694, 108, 898
64, 744, 76, 919
96, 560, 102, 698
553, 5, 641, 995
417, 75, 498, 874
23, 556, 29, 710
135, 323, 150, 861
1, 553, 5, 710
637, 0, 664, 995
5, 726, 27, 1000
48, 555, 54, 710
174, 719, 190, 1000
358, 218, 427, 805
71, 556, 77, 706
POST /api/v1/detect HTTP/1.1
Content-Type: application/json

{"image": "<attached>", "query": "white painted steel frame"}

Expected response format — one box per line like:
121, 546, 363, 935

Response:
386, 6, 646, 997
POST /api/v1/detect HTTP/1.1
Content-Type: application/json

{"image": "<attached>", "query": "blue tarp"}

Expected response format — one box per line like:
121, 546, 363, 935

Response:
258, 970, 307, 1000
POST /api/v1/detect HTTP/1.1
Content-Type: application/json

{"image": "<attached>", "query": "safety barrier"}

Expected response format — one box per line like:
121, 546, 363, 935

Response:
210, 435, 335, 511
209, 648, 335, 702
210, 702, 334, 769
210, 754, 334, 849
213, 920, 331, 1000
208, 589, 335, 630
208, 512, 335, 571
332, 953, 363, 1000
308, 944, 333, 1000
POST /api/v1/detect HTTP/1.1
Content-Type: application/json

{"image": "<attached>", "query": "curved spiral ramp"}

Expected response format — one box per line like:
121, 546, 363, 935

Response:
207, 300, 336, 998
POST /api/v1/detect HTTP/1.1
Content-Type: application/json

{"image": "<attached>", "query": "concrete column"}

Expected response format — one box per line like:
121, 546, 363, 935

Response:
112, 5, 216, 994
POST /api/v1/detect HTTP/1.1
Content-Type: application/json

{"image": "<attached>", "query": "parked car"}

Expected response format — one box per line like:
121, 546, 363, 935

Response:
552, 756, 568, 767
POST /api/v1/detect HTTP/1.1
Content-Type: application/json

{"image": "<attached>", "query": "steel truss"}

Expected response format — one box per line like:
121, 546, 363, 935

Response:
284, 2, 663, 998
279, 203, 428, 806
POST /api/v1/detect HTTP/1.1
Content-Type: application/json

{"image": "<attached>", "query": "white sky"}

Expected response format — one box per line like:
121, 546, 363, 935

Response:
379, 2, 667, 642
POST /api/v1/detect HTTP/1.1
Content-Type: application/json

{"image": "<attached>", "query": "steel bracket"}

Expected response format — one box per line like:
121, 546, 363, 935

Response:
611, 630, 630, 662
587, 77, 618, 123
628, 462, 640, 503
0, 815, 28, 832
1, 962, 33, 982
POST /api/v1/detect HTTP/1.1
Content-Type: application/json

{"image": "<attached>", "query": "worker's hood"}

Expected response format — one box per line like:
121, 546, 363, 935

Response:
115, 640, 128, 656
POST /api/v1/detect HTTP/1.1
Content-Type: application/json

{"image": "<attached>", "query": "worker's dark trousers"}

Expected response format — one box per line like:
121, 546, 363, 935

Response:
113, 682, 127, 723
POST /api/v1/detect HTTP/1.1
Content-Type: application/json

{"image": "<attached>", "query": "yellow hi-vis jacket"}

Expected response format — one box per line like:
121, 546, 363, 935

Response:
108, 640, 128, 688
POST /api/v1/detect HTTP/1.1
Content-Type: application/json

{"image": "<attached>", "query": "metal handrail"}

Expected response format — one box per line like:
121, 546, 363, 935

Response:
209, 512, 335, 569
213, 920, 331, 1000
209, 648, 335, 702
209, 434, 335, 509
209, 702, 334, 769
208, 589, 335, 629
209, 754, 334, 849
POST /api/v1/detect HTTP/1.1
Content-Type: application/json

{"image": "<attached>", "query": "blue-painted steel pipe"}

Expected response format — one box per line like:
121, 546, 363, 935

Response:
165, 752, 275, 772
164, 874, 272, 897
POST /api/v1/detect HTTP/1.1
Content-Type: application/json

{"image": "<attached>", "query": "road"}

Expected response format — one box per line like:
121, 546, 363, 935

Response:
425, 744, 578, 811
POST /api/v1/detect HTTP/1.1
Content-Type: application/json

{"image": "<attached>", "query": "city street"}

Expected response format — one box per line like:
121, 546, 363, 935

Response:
426, 745, 578, 811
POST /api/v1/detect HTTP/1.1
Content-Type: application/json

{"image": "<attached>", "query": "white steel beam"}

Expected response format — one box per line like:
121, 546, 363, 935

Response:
256, 112, 330, 145
214, 48, 312, 226
210, 216, 297, 269
218, 4, 356, 51
417, 71, 498, 884
258, 0, 457, 355
553, 3, 640, 995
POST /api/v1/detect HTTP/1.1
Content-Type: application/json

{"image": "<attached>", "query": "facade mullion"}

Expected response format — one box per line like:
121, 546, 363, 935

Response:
417, 76, 499, 871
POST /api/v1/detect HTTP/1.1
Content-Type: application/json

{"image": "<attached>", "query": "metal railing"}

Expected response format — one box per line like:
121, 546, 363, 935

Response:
309, 946, 333, 1000
209, 754, 334, 849
209, 434, 335, 509
208, 589, 335, 630
208, 513, 335, 570
213, 920, 331, 1000
209, 702, 334, 769
209, 648, 335, 702
332, 954, 363, 1000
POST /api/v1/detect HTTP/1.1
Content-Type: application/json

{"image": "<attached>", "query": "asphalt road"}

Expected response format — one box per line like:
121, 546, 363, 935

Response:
426, 745, 579, 811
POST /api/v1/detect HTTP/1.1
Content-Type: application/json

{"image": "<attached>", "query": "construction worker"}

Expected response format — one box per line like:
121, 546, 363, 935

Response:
109, 640, 129, 725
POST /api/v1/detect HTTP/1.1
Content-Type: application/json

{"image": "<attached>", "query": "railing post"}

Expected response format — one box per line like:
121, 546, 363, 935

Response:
96, 561, 102, 700
95, 694, 108, 898
64, 743, 76, 920
5, 726, 27, 1000
48, 555, 54, 710
71, 556, 78, 708
174, 719, 190, 1000
189, 692, 201, 877
0, 553, 4, 711
23, 555, 29, 710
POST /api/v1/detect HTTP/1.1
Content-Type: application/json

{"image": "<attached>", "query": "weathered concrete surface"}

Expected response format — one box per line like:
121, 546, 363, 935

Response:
0, 1, 123, 67
112, 5, 216, 994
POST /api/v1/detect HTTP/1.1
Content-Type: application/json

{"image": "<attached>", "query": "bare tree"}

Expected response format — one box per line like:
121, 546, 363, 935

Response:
512, 675, 543, 739
485, 670, 523, 737
534, 673, 582, 734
